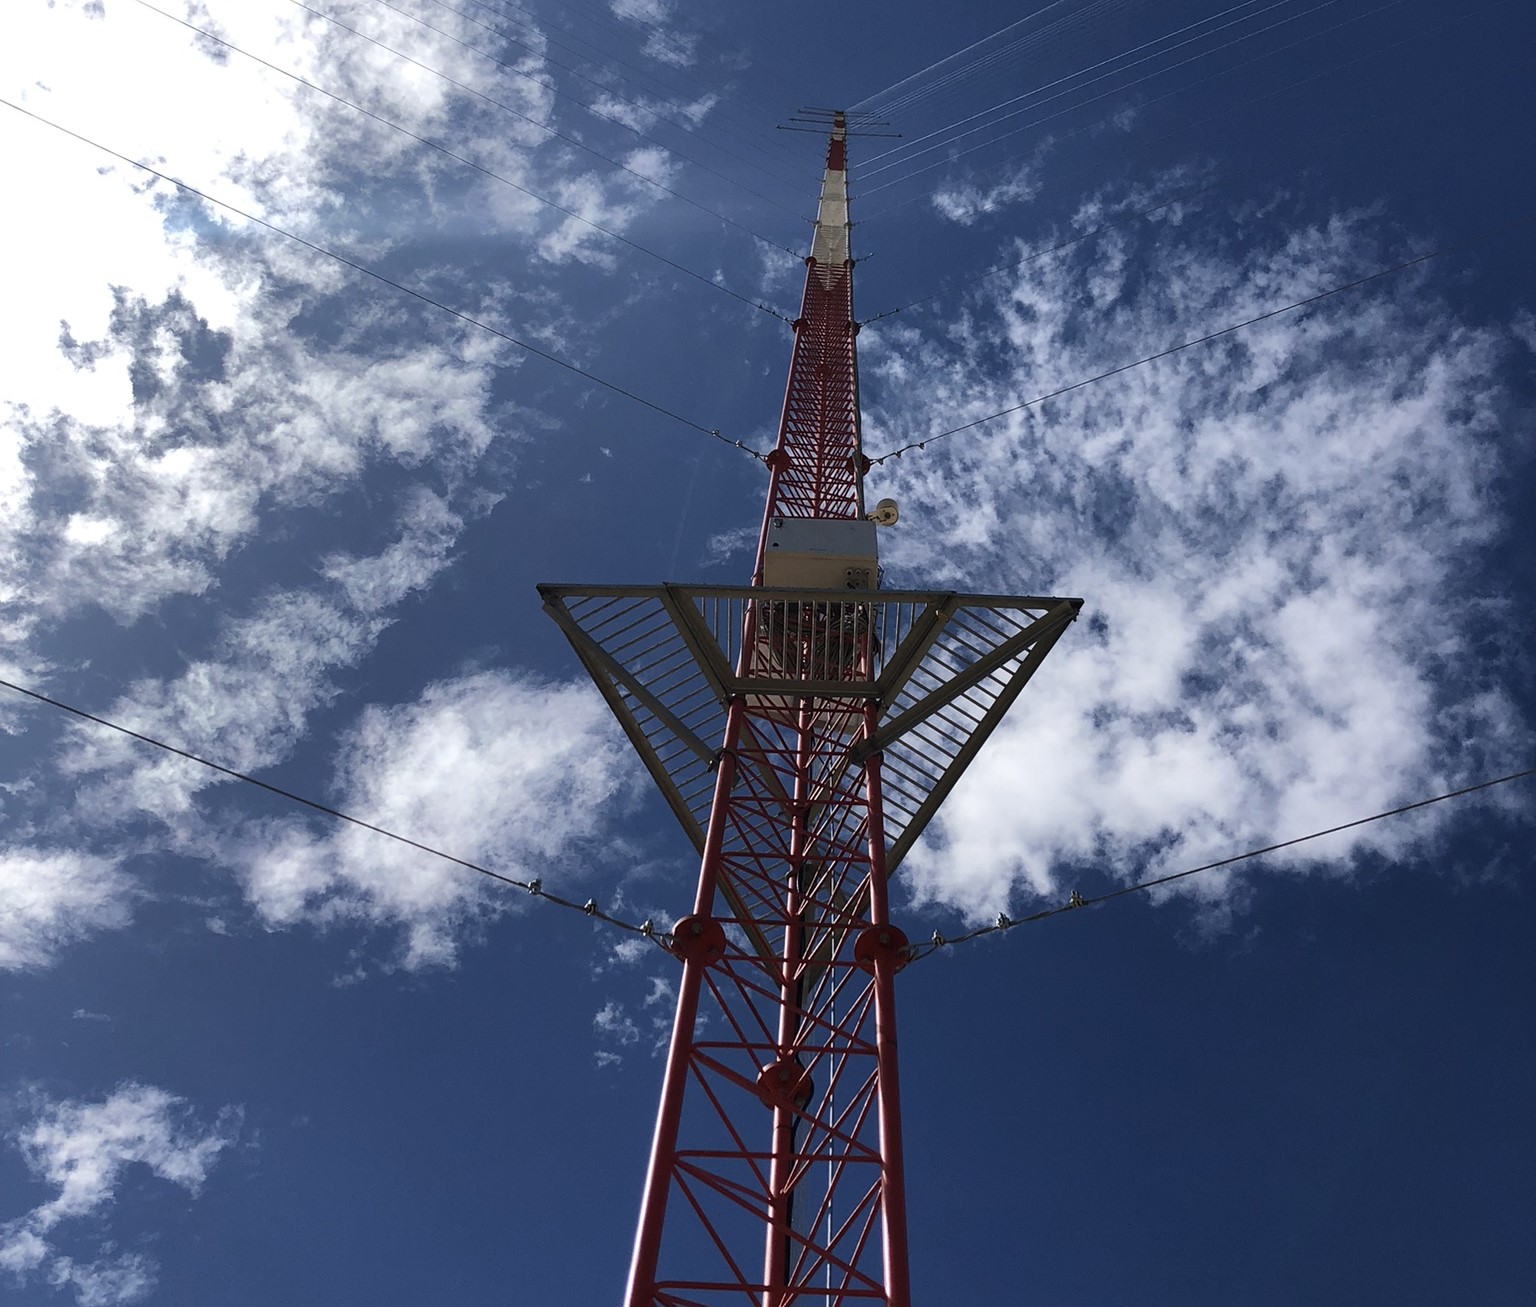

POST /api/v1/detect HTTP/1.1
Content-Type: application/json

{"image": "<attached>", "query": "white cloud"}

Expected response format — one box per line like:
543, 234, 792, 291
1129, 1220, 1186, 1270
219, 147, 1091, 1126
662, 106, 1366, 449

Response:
59, 587, 384, 826
640, 29, 699, 69
613, 0, 672, 22
10, 299, 506, 629
1, 0, 703, 976
589, 89, 718, 134
592, 975, 674, 1062
931, 160, 1040, 226
702, 526, 755, 568
232, 669, 643, 968
642, 975, 675, 1009
609, 0, 699, 67
594, 1000, 641, 1044
863, 194, 1532, 921
56, 487, 477, 831
320, 487, 467, 615
0, 0, 656, 654
0, 850, 135, 972
0, 1082, 239, 1306
0, 482, 495, 971
46, 1255, 156, 1307
537, 147, 680, 265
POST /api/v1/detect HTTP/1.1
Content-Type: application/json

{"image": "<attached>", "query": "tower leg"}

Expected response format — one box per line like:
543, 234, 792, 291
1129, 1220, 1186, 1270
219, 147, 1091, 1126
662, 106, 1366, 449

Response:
763, 705, 813, 1305
624, 727, 742, 1305
625, 955, 708, 1306
865, 734, 911, 1305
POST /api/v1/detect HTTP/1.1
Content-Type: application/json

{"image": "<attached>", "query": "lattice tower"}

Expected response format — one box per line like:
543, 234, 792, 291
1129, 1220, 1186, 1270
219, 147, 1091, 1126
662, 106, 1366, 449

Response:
541, 110, 1082, 1306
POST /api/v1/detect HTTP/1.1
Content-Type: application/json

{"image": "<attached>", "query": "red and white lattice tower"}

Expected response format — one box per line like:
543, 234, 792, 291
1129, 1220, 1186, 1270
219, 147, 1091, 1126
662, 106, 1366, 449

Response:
541, 111, 1081, 1305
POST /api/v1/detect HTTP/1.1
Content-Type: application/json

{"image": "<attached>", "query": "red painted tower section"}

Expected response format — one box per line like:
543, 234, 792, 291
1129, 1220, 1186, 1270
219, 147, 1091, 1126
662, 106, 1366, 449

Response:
762, 132, 862, 525
541, 111, 1081, 1306
625, 111, 911, 1307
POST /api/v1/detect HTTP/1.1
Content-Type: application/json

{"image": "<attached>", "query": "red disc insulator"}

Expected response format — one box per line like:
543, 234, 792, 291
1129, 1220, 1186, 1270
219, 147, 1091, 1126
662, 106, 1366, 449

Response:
853, 924, 911, 974
755, 1058, 814, 1112
670, 915, 726, 966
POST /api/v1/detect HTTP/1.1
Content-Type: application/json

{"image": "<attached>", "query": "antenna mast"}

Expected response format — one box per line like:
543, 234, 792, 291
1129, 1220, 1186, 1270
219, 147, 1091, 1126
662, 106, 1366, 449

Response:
541, 109, 1082, 1305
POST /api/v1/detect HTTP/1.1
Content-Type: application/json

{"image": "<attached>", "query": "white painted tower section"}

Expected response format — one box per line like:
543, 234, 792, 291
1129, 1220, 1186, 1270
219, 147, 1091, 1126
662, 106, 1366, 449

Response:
810, 120, 850, 283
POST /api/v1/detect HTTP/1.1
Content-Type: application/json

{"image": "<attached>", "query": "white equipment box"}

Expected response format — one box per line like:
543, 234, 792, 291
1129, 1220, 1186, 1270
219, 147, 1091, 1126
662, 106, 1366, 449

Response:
762, 517, 878, 589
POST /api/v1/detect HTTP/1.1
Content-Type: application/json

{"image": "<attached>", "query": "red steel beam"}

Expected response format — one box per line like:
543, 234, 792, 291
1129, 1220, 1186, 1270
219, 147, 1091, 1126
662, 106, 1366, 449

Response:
625, 113, 912, 1305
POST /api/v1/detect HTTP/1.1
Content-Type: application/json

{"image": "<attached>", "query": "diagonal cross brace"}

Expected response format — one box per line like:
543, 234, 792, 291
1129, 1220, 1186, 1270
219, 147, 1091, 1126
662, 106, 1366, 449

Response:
883, 611, 1077, 872
538, 583, 1083, 881
542, 595, 717, 764
851, 600, 1080, 763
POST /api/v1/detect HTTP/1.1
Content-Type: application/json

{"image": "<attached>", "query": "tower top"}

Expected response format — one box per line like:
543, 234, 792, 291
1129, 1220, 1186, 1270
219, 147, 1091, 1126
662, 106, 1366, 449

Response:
810, 111, 851, 273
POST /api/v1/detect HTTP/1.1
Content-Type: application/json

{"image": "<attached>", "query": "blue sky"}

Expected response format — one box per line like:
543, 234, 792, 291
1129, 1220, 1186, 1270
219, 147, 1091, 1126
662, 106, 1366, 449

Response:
2, 0, 1533, 1302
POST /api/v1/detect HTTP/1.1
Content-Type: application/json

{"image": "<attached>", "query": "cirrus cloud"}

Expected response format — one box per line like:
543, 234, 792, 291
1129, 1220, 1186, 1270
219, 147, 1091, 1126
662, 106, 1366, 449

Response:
864, 190, 1532, 920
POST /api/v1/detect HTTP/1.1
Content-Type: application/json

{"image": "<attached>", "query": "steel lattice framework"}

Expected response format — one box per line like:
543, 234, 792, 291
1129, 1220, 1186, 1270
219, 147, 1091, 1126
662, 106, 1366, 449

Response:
541, 112, 1080, 1306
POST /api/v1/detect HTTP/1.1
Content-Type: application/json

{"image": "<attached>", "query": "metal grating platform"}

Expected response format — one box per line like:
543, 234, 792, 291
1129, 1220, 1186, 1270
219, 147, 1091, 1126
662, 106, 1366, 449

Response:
539, 584, 1082, 875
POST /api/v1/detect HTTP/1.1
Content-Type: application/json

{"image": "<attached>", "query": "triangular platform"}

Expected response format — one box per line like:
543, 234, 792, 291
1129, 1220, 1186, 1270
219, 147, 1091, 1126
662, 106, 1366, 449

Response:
539, 584, 1081, 874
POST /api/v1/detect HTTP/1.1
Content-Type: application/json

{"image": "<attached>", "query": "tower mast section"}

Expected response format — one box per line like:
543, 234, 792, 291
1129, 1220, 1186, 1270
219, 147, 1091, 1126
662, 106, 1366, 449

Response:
758, 114, 864, 528
623, 109, 912, 1306
540, 108, 1082, 1306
